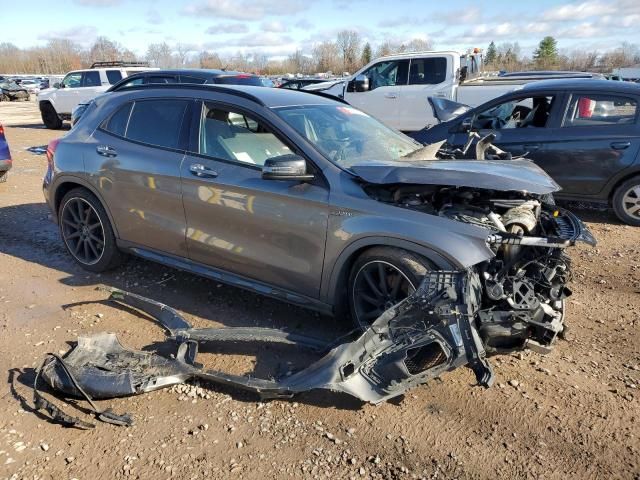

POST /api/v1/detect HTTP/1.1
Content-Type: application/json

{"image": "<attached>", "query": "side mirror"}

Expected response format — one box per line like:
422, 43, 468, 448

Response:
54, 82, 62, 89
353, 74, 369, 92
262, 154, 314, 182
460, 116, 473, 132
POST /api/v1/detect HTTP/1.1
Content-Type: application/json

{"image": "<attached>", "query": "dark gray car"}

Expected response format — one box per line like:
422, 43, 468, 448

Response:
43, 84, 593, 366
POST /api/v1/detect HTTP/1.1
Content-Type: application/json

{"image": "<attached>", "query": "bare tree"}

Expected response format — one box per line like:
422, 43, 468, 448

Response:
146, 42, 174, 68
336, 30, 361, 73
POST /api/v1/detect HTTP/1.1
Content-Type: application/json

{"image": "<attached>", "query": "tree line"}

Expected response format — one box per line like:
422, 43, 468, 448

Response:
1, 32, 638, 76
0, 32, 430, 76
484, 37, 640, 73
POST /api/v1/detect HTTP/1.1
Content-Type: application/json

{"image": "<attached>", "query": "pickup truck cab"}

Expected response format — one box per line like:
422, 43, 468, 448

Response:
37, 61, 155, 129
307, 51, 601, 132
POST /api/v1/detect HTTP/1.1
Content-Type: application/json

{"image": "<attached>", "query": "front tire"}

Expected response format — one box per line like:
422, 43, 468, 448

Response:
58, 188, 122, 272
41, 102, 63, 129
348, 247, 431, 330
612, 176, 640, 226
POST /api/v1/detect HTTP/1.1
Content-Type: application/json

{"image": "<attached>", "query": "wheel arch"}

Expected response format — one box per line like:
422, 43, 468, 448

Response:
52, 177, 119, 238
321, 236, 457, 315
608, 169, 640, 203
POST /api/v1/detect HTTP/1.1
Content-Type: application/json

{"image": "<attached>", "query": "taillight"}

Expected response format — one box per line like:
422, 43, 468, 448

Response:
0, 123, 4, 136
46, 138, 60, 169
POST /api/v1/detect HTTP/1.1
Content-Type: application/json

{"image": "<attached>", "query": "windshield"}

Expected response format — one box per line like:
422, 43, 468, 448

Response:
274, 104, 420, 167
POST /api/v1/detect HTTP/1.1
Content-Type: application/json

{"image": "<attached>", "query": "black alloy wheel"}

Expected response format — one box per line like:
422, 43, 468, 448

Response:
60, 197, 105, 265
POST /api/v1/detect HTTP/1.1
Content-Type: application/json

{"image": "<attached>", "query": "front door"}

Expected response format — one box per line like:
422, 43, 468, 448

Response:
180, 101, 329, 298
344, 59, 409, 129
88, 98, 191, 256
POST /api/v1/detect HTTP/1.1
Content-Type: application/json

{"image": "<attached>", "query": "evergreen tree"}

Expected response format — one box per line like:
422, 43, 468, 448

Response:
533, 36, 558, 68
361, 42, 372, 66
485, 41, 497, 65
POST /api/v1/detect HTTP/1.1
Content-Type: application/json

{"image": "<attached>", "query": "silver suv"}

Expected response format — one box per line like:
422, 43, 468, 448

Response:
43, 85, 593, 354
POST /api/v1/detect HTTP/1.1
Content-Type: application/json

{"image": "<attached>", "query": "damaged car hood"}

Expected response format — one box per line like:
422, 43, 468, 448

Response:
350, 159, 560, 195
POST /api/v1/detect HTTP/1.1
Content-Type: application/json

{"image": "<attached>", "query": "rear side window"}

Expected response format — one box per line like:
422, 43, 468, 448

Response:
409, 57, 447, 85
125, 100, 189, 149
106, 70, 123, 85
564, 94, 637, 126
180, 75, 207, 84
214, 75, 263, 86
145, 75, 178, 84
82, 71, 101, 87
104, 103, 132, 137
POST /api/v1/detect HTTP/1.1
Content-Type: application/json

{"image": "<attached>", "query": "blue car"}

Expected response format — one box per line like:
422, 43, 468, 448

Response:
0, 122, 11, 183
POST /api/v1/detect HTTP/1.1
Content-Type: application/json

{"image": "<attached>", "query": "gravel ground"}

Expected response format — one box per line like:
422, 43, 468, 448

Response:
0, 102, 638, 480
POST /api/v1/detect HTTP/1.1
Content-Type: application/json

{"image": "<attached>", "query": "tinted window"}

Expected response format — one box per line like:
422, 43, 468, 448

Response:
564, 94, 637, 126
106, 70, 122, 84
179, 75, 207, 84
409, 57, 447, 85
145, 76, 178, 84
104, 103, 132, 137
125, 100, 188, 149
82, 71, 101, 87
362, 60, 409, 90
118, 77, 144, 89
214, 75, 263, 86
63, 72, 82, 88
473, 96, 555, 130
197, 102, 290, 165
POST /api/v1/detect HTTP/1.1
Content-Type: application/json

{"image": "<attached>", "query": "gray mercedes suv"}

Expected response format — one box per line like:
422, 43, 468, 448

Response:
43, 84, 593, 356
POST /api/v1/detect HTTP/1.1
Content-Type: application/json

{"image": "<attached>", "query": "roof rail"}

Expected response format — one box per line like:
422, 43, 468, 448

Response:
111, 83, 265, 106
90, 61, 150, 69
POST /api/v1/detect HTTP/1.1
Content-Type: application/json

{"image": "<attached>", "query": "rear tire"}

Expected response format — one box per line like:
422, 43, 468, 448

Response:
612, 176, 640, 226
58, 188, 122, 272
348, 247, 431, 330
0, 171, 7, 183
41, 102, 63, 129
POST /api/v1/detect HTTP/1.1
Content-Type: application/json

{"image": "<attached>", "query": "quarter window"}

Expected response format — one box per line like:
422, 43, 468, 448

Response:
106, 70, 123, 85
103, 103, 132, 137
564, 94, 637, 126
82, 71, 101, 87
408, 58, 447, 85
197, 102, 290, 166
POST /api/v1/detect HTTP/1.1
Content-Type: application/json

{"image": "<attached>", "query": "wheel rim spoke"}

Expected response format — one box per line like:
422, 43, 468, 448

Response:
62, 197, 105, 265
362, 270, 383, 298
377, 263, 389, 295
626, 204, 640, 216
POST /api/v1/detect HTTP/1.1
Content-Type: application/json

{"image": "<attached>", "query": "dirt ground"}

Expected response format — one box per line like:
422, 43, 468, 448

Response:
0, 101, 638, 480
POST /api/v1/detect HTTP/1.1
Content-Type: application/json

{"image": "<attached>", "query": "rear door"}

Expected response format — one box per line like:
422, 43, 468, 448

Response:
180, 100, 329, 298
88, 98, 191, 256
400, 56, 451, 130
536, 92, 640, 196
344, 59, 409, 129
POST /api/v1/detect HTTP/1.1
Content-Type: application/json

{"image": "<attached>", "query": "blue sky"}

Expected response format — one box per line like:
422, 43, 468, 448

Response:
3, 0, 639, 59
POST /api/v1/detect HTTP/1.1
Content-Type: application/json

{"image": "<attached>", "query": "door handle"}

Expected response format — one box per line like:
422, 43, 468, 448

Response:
524, 144, 541, 151
384, 93, 398, 99
96, 145, 117, 157
610, 141, 631, 150
190, 163, 218, 178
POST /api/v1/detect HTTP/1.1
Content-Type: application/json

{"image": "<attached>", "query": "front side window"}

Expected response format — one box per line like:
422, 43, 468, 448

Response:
408, 57, 447, 85
275, 104, 420, 167
62, 72, 82, 88
106, 70, 123, 85
472, 96, 555, 130
362, 60, 409, 90
197, 102, 290, 166
123, 100, 188, 149
82, 71, 101, 87
564, 94, 637, 126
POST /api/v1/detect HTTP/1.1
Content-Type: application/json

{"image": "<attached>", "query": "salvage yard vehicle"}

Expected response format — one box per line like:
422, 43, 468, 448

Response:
37, 61, 155, 129
414, 79, 640, 226
0, 80, 30, 101
303, 50, 600, 132
71, 68, 266, 127
43, 83, 595, 387
0, 122, 11, 183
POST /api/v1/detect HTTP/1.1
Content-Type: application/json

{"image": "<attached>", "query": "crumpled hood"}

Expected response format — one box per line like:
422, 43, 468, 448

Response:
350, 159, 560, 195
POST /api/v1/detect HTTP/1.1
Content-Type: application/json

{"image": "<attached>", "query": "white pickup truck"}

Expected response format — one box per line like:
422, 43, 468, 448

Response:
306, 51, 601, 132
37, 61, 155, 129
